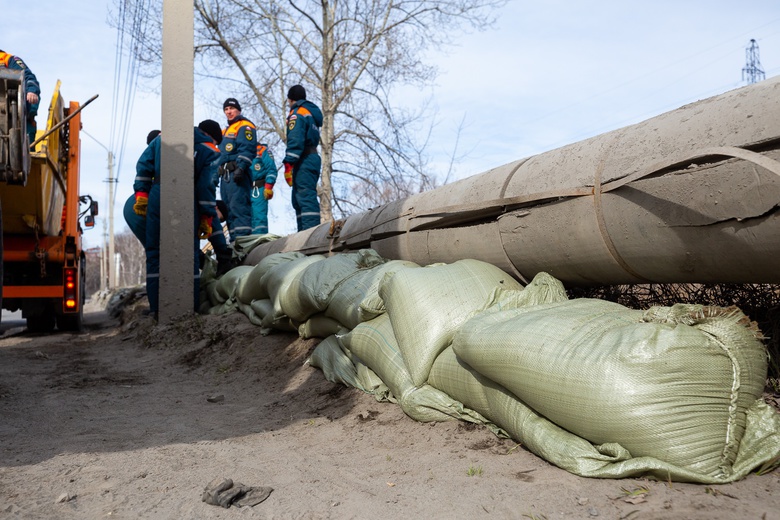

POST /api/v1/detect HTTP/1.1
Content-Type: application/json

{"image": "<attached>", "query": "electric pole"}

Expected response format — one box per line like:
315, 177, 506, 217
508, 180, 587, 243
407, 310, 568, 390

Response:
742, 39, 766, 85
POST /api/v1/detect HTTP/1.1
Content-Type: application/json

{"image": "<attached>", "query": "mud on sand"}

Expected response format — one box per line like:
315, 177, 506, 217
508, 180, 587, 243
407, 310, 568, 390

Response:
1, 303, 779, 519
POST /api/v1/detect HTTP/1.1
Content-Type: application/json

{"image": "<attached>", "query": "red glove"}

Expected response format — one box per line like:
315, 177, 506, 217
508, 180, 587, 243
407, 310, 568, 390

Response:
283, 162, 293, 187
133, 191, 149, 216
264, 183, 274, 200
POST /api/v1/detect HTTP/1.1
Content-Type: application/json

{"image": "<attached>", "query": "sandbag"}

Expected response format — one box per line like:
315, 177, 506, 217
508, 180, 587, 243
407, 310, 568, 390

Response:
261, 255, 325, 321
428, 345, 780, 483
298, 314, 347, 339
284, 250, 385, 322
453, 299, 769, 477
214, 265, 254, 303
326, 260, 420, 329
378, 259, 523, 386
235, 252, 305, 304
340, 314, 494, 425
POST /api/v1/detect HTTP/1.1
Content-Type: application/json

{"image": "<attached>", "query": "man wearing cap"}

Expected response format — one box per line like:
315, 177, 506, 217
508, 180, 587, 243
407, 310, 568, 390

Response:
0, 50, 41, 146
282, 85, 324, 231
132, 120, 225, 318
217, 97, 255, 241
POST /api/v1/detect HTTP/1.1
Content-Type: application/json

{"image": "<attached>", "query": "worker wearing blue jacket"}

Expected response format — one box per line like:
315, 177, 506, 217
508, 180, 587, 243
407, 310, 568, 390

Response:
282, 85, 323, 231
0, 50, 41, 146
217, 98, 255, 241
132, 121, 223, 318
250, 143, 277, 234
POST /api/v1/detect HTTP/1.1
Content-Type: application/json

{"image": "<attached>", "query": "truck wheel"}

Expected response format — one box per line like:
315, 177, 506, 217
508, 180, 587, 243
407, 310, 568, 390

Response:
27, 305, 56, 333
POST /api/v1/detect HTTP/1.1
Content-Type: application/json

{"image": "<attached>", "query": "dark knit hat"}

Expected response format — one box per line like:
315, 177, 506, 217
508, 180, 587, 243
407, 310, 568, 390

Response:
223, 97, 241, 111
198, 119, 223, 145
146, 129, 161, 145
287, 85, 306, 101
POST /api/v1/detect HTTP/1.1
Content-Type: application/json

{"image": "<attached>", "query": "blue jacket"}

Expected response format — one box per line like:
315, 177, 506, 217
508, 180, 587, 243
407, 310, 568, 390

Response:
0, 51, 40, 96
218, 116, 257, 173
250, 143, 277, 187
284, 100, 323, 165
132, 128, 220, 219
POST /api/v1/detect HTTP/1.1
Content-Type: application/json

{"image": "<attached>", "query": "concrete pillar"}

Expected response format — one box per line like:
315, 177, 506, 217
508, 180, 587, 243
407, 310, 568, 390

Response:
159, 0, 194, 322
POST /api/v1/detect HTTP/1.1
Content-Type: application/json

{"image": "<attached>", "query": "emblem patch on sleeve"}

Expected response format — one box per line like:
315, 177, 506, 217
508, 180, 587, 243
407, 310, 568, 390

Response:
245, 129, 253, 141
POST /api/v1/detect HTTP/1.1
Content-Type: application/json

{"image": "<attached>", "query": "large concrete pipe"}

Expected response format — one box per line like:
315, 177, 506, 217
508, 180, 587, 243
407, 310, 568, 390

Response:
245, 76, 780, 286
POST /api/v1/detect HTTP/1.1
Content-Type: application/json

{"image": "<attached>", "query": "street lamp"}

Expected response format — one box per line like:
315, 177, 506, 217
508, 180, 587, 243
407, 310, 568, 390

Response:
82, 130, 117, 290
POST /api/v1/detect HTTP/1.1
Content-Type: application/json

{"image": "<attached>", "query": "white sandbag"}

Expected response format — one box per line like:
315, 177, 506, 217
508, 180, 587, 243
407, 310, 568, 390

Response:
235, 252, 305, 304
379, 259, 523, 387
326, 260, 420, 329
453, 299, 768, 477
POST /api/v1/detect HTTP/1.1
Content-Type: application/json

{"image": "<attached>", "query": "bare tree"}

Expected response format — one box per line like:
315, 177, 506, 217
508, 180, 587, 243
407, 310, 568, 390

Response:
112, 0, 506, 222
114, 230, 146, 287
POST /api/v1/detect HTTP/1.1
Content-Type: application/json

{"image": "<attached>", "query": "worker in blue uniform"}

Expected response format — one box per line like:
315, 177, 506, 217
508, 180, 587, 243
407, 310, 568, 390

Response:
132, 121, 223, 318
0, 50, 41, 146
217, 98, 255, 241
124, 130, 161, 245
282, 85, 323, 231
250, 143, 277, 234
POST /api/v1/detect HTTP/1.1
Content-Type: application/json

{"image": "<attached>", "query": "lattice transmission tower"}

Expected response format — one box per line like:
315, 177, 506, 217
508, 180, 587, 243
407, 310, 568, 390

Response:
742, 38, 766, 85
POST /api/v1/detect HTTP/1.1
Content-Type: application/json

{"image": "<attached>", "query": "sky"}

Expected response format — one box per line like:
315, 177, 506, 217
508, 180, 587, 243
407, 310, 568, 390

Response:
2, 0, 779, 251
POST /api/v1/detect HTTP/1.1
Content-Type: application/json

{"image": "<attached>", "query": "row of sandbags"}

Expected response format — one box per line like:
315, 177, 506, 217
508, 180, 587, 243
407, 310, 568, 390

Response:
199, 249, 780, 483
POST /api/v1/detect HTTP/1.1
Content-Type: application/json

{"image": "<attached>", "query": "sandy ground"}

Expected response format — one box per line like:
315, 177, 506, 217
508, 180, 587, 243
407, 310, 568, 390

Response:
1, 301, 779, 520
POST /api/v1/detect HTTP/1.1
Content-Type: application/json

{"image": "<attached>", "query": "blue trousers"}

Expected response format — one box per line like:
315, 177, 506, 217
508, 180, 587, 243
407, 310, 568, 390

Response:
123, 194, 146, 246
220, 172, 253, 241
251, 187, 269, 234
292, 154, 321, 231
145, 185, 199, 314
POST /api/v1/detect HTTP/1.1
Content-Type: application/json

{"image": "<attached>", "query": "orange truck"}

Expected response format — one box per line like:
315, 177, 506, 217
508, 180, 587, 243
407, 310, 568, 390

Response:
1, 69, 97, 332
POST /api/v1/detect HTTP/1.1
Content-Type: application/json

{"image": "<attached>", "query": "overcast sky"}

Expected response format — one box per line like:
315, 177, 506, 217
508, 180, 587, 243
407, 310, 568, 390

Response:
2, 0, 779, 249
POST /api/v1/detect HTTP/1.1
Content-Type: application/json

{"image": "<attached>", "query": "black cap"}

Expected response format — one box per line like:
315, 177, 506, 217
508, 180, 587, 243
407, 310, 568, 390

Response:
198, 119, 223, 145
223, 98, 241, 111
146, 129, 161, 145
287, 85, 306, 101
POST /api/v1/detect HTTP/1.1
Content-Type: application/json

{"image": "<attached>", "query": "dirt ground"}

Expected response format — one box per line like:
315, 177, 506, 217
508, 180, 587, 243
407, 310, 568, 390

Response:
1, 299, 779, 520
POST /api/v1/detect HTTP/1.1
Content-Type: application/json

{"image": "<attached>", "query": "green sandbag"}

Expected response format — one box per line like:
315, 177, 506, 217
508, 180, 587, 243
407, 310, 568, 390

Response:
215, 265, 254, 302
249, 298, 273, 321
236, 300, 264, 326
235, 252, 304, 305
284, 250, 385, 322
340, 314, 495, 425
453, 299, 770, 478
326, 260, 420, 329
428, 346, 780, 483
298, 313, 347, 339
261, 255, 325, 321
378, 259, 522, 387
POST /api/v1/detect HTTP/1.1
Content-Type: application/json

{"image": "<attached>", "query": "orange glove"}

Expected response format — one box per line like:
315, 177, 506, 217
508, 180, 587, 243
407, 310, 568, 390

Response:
133, 192, 149, 216
264, 183, 274, 200
283, 162, 293, 187
198, 215, 213, 239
